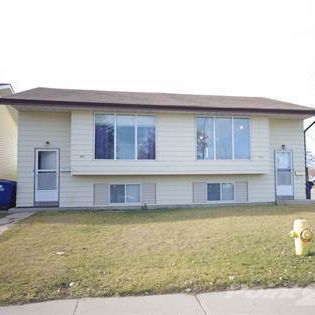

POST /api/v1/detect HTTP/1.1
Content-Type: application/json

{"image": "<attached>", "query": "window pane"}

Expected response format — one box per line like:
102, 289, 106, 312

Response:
277, 171, 292, 185
222, 183, 234, 200
38, 151, 56, 169
126, 184, 140, 203
37, 172, 57, 190
277, 152, 291, 170
137, 116, 156, 159
197, 118, 214, 160
116, 116, 135, 159
234, 118, 250, 159
95, 115, 115, 159
215, 118, 232, 159
207, 183, 220, 201
110, 184, 125, 203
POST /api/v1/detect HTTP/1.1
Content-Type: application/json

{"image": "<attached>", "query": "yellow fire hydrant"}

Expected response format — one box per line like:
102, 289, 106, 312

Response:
289, 219, 313, 256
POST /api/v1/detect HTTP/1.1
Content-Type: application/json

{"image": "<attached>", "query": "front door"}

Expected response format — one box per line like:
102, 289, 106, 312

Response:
34, 149, 59, 206
275, 150, 294, 199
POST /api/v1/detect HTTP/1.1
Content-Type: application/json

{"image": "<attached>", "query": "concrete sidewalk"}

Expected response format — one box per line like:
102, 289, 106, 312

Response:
0, 212, 34, 235
1, 288, 315, 315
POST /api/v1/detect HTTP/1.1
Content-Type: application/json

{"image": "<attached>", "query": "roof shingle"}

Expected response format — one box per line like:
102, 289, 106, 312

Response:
1, 87, 314, 114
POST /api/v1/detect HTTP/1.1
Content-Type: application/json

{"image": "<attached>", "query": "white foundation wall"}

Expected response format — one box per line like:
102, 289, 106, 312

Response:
17, 111, 305, 207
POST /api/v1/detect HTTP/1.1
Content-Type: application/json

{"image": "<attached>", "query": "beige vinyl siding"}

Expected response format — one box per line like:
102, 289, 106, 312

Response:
235, 181, 249, 202
193, 182, 207, 203
141, 183, 156, 204
270, 118, 305, 200
17, 112, 70, 207
16, 110, 306, 207
0, 105, 17, 180
71, 111, 270, 175
57, 174, 273, 207
94, 183, 109, 205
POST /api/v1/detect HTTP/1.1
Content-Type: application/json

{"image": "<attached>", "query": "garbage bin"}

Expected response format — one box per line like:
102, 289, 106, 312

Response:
306, 181, 314, 200
0, 180, 16, 210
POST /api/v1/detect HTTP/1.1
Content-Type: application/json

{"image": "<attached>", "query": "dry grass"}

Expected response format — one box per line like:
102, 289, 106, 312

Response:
0, 205, 315, 305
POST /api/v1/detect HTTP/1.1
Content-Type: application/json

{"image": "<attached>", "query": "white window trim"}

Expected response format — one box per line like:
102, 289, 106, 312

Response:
109, 183, 142, 205
94, 113, 157, 161
195, 116, 252, 161
206, 182, 235, 203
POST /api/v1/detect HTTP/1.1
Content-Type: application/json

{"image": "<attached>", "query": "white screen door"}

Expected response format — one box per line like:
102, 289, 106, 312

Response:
275, 150, 293, 198
35, 149, 59, 205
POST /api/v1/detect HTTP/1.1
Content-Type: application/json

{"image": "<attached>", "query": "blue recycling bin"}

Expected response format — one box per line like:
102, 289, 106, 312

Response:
0, 180, 16, 210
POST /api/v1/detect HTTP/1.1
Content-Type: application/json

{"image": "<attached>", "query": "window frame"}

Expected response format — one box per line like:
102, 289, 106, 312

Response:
109, 183, 142, 204
206, 182, 235, 203
94, 113, 157, 161
195, 116, 251, 161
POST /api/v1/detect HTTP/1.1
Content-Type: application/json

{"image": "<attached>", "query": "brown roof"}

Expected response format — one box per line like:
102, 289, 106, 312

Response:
1, 87, 315, 115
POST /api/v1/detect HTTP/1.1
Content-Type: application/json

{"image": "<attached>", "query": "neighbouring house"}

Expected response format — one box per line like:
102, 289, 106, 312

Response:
0, 87, 314, 209
0, 84, 17, 181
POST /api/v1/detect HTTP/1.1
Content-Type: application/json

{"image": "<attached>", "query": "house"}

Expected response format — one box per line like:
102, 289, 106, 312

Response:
0, 87, 314, 209
0, 84, 17, 181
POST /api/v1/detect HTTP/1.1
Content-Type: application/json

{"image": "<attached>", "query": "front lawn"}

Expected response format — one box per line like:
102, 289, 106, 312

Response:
0, 205, 315, 305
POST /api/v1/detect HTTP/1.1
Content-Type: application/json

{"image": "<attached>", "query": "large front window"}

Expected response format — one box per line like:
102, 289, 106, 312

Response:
95, 114, 156, 160
197, 117, 250, 160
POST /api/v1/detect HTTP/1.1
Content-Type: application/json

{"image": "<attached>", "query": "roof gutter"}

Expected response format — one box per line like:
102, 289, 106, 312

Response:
1, 98, 315, 116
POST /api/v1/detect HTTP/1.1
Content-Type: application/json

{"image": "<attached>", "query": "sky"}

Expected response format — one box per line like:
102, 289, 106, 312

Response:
1, 0, 315, 148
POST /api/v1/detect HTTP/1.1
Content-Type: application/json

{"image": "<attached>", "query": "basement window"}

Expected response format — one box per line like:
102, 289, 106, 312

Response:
110, 184, 141, 204
207, 183, 234, 201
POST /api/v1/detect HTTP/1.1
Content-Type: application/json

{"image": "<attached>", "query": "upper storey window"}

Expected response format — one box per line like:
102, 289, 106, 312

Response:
95, 114, 156, 160
197, 117, 250, 160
